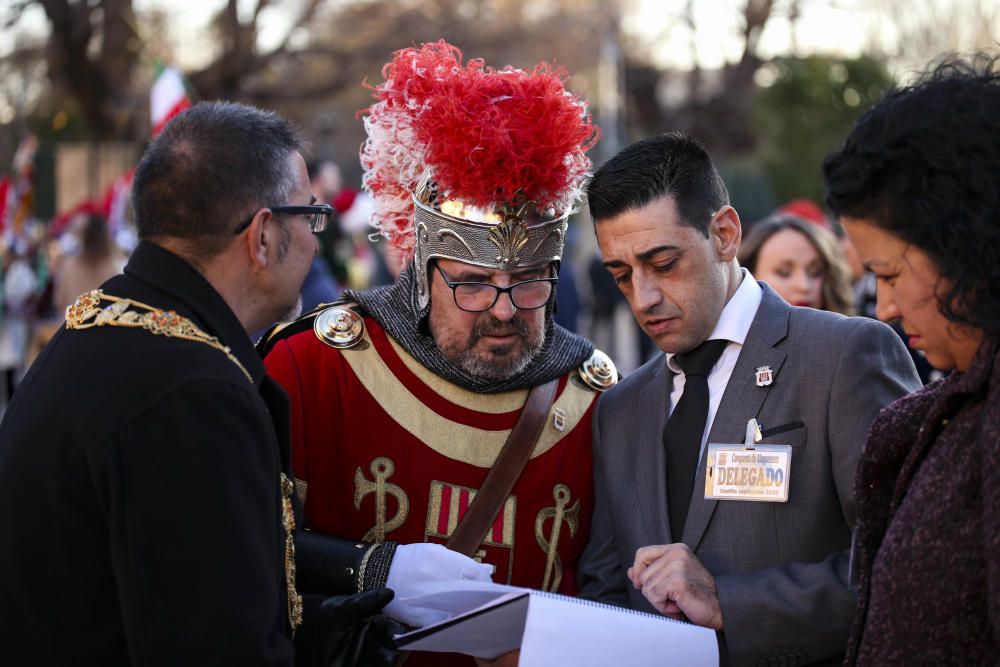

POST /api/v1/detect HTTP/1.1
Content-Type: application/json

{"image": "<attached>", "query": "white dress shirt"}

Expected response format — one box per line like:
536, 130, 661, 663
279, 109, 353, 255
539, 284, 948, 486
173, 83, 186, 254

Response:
664, 270, 763, 460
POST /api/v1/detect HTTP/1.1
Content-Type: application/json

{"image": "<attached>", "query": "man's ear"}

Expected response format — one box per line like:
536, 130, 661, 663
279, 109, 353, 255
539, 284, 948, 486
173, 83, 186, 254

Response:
244, 208, 274, 271
711, 205, 741, 262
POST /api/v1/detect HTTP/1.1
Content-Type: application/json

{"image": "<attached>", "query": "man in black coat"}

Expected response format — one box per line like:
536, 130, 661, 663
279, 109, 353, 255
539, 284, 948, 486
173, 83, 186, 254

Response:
0, 102, 396, 666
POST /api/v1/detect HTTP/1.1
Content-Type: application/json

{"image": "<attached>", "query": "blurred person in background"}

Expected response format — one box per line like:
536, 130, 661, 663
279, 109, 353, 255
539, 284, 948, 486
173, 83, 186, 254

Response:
53, 213, 125, 315
738, 214, 855, 315
308, 159, 390, 288
0, 239, 38, 403
824, 53, 1000, 665
23, 212, 127, 370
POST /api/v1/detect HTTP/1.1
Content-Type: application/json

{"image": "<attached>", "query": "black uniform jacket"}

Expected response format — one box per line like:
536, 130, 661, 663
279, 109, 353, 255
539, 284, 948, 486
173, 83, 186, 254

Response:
0, 241, 296, 665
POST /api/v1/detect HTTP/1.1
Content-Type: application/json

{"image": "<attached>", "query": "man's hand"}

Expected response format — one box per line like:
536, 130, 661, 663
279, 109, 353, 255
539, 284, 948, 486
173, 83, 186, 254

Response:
317, 589, 401, 667
628, 544, 723, 630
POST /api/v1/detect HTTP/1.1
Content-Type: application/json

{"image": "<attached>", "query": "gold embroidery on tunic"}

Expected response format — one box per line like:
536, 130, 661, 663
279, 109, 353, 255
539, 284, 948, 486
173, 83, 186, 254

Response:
354, 457, 409, 542
64, 289, 252, 382
424, 481, 516, 546
425, 480, 517, 583
535, 484, 580, 592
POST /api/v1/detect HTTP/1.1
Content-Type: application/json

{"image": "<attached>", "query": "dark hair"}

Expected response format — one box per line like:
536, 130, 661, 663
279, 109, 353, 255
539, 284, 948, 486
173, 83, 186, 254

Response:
824, 53, 1000, 337
80, 214, 113, 265
739, 214, 855, 315
586, 131, 730, 236
132, 101, 306, 259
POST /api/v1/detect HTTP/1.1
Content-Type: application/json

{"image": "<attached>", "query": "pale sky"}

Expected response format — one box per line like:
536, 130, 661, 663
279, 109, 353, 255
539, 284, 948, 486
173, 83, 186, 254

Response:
156, 0, 885, 70
2, 0, 997, 81
624, 0, 879, 70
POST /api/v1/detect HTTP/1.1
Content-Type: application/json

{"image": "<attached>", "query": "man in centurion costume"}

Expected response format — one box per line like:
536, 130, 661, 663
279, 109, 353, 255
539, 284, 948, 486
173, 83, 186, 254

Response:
259, 41, 617, 663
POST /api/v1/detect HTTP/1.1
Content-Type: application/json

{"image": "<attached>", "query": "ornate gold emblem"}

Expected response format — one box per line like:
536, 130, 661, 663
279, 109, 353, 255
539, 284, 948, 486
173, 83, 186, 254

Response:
280, 473, 304, 632
65, 289, 252, 382
535, 484, 580, 592
425, 480, 517, 583
314, 306, 365, 349
425, 481, 516, 547
488, 218, 531, 269
354, 457, 409, 542
577, 349, 618, 392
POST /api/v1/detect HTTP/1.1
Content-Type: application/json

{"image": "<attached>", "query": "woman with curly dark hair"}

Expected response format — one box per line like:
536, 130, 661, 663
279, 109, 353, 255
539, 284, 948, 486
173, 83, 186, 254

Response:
823, 53, 1000, 665
738, 213, 855, 315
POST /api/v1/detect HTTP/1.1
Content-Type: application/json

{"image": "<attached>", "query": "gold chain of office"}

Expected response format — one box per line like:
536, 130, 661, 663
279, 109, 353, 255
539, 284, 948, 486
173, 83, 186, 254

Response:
64, 289, 304, 632
64, 289, 252, 382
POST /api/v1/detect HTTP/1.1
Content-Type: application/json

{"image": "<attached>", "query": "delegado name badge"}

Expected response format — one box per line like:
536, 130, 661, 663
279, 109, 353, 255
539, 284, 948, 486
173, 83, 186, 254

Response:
705, 443, 792, 503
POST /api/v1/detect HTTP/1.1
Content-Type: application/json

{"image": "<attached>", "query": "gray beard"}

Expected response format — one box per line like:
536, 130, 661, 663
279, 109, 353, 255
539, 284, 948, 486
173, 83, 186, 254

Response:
451, 335, 543, 380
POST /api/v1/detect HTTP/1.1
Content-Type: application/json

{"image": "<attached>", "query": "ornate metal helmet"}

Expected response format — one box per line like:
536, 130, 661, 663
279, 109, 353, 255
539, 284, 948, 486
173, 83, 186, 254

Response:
360, 40, 599, 310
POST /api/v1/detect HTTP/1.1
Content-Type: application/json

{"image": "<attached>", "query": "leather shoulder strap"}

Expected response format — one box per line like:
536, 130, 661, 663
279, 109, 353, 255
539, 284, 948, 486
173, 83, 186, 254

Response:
446, 377, 560, 556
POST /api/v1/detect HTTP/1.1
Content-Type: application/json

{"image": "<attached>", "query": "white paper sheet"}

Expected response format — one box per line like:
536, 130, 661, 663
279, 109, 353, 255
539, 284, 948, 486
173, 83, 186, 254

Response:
393, 580, 719, 666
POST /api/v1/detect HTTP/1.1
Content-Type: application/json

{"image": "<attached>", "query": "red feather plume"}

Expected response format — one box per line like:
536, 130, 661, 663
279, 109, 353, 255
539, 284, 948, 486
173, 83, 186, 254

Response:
360, 40, 599, 259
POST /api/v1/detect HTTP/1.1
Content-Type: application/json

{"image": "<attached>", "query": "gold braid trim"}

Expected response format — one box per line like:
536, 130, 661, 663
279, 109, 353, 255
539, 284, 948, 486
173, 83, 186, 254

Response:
65, 289, 252, 383
281, 474, 304, 632
66, 290, 303, 631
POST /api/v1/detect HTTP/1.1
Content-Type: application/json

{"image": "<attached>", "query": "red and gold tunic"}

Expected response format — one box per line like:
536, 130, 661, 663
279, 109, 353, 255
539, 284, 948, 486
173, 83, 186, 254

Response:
264, 311, 603, 603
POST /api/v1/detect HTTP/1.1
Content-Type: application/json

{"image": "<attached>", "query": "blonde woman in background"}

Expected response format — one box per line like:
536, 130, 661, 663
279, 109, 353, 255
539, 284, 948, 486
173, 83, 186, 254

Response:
738, 213, 855, 315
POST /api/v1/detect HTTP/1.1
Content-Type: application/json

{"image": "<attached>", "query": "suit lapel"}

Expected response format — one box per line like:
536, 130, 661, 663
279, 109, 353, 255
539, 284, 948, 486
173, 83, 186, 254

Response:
682, 284, 790, 550
636, 356, 674, 545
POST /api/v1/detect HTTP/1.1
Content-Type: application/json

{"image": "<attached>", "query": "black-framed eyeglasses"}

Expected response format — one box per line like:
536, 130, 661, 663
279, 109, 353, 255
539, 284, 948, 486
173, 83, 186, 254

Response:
232, 203, 334, 235
435, 263, 558, 312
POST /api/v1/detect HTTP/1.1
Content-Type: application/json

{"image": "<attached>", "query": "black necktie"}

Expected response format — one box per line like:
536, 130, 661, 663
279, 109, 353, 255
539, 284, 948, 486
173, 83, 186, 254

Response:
663, 339, 728, 542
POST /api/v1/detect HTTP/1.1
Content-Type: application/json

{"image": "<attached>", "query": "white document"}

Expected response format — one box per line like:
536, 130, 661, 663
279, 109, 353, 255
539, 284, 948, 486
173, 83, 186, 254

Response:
393, 580, 719, 666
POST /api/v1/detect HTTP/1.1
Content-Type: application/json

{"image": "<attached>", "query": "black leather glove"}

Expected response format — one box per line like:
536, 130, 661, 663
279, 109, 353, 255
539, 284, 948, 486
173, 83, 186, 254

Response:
316, 588, 401, 667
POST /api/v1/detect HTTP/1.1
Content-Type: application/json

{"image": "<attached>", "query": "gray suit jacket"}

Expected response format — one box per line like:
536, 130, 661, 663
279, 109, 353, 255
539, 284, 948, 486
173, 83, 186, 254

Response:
578, 284, 921, 667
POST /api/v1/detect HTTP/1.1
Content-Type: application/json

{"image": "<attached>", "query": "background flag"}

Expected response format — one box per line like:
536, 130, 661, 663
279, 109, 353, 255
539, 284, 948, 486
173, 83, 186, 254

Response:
150, 65, 190, 136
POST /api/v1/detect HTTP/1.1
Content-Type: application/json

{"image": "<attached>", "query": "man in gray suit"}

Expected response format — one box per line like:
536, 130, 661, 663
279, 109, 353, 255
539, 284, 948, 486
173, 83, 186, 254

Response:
578, 132, 920, 666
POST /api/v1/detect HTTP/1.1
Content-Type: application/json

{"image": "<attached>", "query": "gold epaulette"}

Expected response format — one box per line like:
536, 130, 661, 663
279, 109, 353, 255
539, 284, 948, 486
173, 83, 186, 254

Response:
577, 348, 618, 392
65, 289, 252, 383
313, 305, 365, 349
255, 299, 362, 356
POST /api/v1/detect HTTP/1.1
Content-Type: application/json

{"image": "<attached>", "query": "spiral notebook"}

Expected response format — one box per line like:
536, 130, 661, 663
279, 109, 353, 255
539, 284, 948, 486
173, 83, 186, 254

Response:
393, 580, 719, 666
